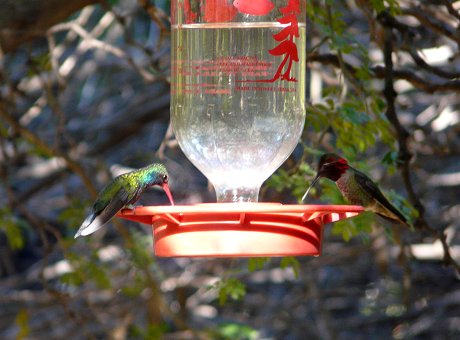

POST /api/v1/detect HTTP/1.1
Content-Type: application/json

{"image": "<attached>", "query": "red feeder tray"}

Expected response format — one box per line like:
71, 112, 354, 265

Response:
117, 203, 363, 257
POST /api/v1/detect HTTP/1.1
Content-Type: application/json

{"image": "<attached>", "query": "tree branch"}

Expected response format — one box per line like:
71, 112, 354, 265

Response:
0, 0, 98, 53
308, 53, 460, 93
378, 14, 460, 274
441, 0, 460, 22
401, 7, 460, 46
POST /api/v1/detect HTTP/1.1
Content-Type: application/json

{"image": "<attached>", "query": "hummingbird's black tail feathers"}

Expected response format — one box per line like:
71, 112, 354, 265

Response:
377, 212, 409, 226
371, 191, 409, 226
74, 196, 127, 238
352, 168, 408, 226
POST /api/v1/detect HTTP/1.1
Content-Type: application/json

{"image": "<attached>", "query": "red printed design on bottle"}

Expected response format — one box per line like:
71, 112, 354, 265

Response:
172, 0, 304, 95
233, 0, 275, 16
237, 0, 301, 83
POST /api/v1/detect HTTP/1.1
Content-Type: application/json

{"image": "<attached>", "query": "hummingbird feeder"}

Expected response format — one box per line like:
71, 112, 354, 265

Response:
118, 0, 363, 257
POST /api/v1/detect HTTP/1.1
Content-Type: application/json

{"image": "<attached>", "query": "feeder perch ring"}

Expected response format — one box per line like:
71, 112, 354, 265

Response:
117, 203, 364, 257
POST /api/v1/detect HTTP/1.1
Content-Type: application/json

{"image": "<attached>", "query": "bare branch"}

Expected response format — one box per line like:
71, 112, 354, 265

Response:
441, 0, 460, 21
404, 47, 460, 80
48, 21, 157, 82
308, 53, 460, 93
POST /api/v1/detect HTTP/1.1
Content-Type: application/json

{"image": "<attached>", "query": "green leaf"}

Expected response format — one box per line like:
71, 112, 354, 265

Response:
0, 208, 26, 250
144, 323, 169, 339
27, 51, 51, 76
15, 309, 30, 340
341, 104, 370, 124
385, 190, 418, 224
248, 257, 270, 272
280, 257, 300, 278
129, 323, 169, 339
355, 66, 371, 81
209, 322, 258, 340
211, 278, 246, 305
4, 220, 25, 250
60, 272, 84, 286
369, 0, 401, 14
369, 0, 386, 12
87, 263, 111, 289
332, 219, 356, 242
382, 151, 398, 166
331, 212, 375, 242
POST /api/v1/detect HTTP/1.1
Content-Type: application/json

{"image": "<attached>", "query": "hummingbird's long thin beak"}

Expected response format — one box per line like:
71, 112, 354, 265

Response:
162, 183, 175, 205
301, 175, 320, 202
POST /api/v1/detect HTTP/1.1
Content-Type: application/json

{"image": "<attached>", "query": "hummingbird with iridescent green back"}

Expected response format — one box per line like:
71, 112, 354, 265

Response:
74, 163, 174, 238
302, 153, 408, 225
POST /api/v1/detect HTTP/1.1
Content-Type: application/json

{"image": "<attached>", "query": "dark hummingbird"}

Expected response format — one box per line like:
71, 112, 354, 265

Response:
74, 163, 174, 238
302, 153, 408, 225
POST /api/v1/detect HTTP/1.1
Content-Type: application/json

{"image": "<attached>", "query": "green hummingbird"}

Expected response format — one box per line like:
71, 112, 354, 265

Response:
302, 153, 408, 225
74, 163, 174, 238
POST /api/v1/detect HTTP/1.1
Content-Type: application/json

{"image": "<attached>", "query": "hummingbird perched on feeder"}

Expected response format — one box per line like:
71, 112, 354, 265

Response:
74, 163, 174, 238
302, 153, 408, 225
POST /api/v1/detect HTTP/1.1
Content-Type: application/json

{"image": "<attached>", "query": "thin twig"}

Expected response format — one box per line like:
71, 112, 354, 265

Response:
48, 22, 157, 82
137, 0, 169, 37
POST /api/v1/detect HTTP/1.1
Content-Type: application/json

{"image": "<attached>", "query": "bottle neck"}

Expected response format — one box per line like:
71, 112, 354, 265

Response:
214, 185, 260, 203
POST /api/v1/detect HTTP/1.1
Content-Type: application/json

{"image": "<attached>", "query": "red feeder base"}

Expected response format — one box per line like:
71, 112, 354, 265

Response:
117, 203, 363, 257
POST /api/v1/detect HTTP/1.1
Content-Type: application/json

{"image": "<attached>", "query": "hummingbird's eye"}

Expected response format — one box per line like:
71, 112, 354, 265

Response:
163, 174, 168, 183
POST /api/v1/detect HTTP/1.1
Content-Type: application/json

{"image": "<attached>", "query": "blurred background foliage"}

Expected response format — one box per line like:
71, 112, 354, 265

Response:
1, 0, 460, 338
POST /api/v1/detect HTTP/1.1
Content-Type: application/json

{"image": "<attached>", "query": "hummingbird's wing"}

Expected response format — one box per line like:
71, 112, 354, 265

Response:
75, 180, 139, 238
353, 168, 407, 224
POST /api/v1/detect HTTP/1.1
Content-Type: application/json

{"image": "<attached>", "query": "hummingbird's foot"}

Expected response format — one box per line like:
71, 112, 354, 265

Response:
120, 205, 136, 213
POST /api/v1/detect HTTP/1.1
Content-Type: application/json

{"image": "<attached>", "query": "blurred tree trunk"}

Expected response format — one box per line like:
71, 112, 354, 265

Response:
0, 0, 98, 53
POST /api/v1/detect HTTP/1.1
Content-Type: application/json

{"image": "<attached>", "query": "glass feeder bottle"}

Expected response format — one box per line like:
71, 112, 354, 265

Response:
171, 0, 306, 202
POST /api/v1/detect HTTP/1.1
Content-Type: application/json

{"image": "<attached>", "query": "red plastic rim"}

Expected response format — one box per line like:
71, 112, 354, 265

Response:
117, 203, 364, 258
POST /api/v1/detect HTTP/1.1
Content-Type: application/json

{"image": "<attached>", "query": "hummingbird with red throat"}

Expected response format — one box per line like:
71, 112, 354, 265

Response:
302, 153, 408, 225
